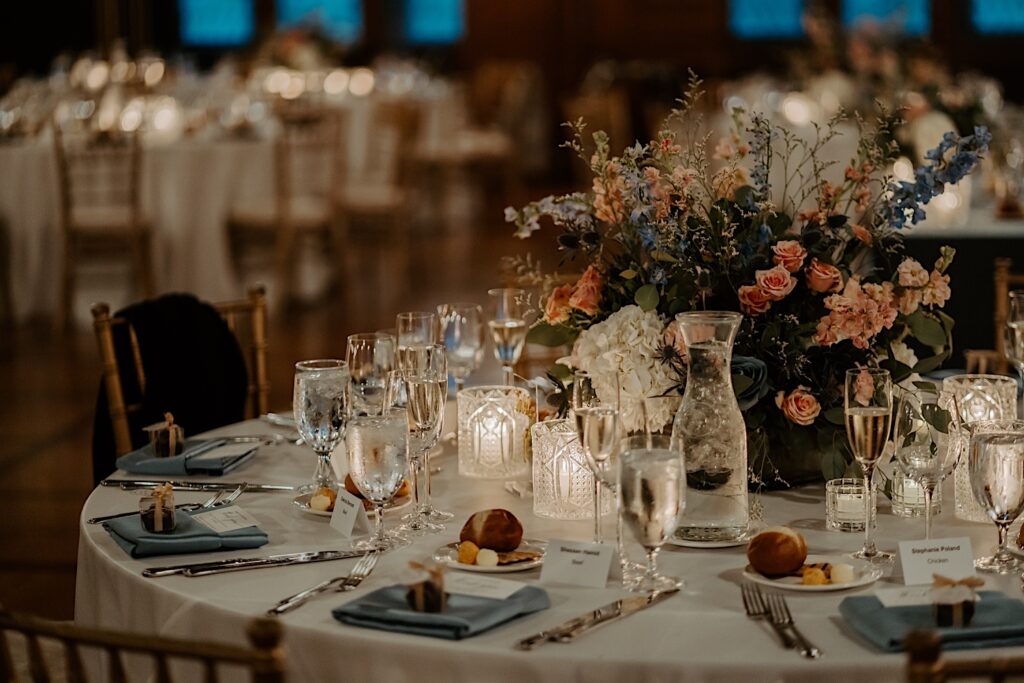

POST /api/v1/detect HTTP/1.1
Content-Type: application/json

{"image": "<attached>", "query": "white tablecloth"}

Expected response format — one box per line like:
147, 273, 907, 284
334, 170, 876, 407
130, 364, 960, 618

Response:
75, 415, 1024, 682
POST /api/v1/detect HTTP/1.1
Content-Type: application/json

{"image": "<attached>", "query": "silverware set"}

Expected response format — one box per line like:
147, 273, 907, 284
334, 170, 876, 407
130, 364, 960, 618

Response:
741, 583, 821, 659
268, 551, 379, 616
87, 485, 246, 525
100, 479, 296, 492
142, 549, 370, 578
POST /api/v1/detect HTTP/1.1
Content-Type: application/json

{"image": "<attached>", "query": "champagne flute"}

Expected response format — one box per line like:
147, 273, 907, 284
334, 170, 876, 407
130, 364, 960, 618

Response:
893, 385, 962, 539
487, 288, 528, 385
400, 344, 451, 533
437, 302, 485, 394
346, 408, 410, 552
1005, 291, 1024, 417
969, 419, 1024, 573
844, 368, 894, 563
396, 311, 438, 377
293, 359, 348, 494
346, 332, 396, 417
619, 433, 686, 592
572, 370, 617, 543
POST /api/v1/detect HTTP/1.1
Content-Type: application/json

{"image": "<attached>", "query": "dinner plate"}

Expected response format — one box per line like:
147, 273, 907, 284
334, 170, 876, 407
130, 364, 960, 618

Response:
433, 539, 546, 573
742, 554, 883, 592
669, 529, 752, 549
293, 493, 412, 518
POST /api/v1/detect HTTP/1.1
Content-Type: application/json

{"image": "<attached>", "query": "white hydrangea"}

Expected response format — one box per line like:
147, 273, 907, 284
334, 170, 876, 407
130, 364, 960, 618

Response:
572, 305, 677, 433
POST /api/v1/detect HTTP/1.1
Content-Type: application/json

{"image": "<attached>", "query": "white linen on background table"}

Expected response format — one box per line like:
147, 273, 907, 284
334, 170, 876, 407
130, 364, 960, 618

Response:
75, 410, 1024, 682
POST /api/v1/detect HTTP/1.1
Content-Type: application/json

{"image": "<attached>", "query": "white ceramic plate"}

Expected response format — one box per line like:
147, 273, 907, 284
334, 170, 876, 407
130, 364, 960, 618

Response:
742, 554, 883, 592
433, 539, 546, 573
669, 529, 752, 549
293, 493, 411, 518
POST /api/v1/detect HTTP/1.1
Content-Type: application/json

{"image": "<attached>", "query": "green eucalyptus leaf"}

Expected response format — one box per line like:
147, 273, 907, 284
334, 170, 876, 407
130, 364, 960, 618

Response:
913, 380, 939, 393
620, 269, 638, 280
824, 407, 845, 425
912, 351, 949, 375
921, 403, 953, 434
549, 363, 573, 382
906, 310, 948, 347
635, 284, 659, 311
880, 358, 914, 383
526, 322, 574, 347
821, 449, 847, 480
651, 250, 680, 263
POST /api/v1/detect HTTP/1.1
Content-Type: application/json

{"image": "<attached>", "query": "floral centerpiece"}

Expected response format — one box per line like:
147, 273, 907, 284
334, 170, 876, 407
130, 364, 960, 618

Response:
505, 75, 989, 488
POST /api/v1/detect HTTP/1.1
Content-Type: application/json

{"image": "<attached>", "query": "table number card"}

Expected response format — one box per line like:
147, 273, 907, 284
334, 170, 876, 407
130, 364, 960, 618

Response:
445, 573, 525, 601
539, 539, 614, 588
329, 488, 371, 538
898, 537, 976, 585
192, 506, 261, 534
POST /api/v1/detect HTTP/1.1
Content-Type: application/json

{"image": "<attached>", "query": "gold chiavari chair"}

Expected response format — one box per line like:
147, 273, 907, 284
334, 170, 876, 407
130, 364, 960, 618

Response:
91, 286, 269, 457
994, 258, 1024, 374
0, 608, 285, 683
54, 125, 153, 328
905, 629, 1024, 682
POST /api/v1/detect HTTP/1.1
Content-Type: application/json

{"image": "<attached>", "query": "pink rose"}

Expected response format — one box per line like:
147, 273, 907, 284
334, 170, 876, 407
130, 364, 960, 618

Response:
853, 369, 874, 407
850, 224, 873, 246
771, 240, 807, 273
544, 284, 573, 324
755, 265, 797, 301
805, 258, 843, 293
738, 285, 772, 315
774, 386, 821, 426
568, 266, 603, 316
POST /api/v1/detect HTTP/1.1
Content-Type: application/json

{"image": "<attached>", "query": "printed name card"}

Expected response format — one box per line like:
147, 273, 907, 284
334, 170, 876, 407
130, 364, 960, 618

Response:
192, 506, 261, 533
329, 488, 371, 538
539, 539, 614, 588
445, 573, 525, 601
898, 536, 976, 585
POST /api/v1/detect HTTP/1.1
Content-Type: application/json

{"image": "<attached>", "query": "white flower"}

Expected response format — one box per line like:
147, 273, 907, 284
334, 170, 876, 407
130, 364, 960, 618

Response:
572, 305, 676, 433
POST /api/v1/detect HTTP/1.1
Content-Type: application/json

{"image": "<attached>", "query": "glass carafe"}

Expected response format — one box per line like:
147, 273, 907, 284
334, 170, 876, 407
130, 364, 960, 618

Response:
672, 311, 749, 542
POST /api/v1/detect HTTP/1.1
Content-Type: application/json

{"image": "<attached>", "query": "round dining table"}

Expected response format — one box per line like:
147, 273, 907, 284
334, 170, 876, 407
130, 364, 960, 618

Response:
76, 412, 1024, 682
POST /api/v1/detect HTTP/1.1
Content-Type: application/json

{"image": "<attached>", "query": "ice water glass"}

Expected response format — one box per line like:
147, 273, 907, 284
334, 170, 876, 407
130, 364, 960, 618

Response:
1006, 291, 1024, 417
437, 303, 485, 393
970, 419, 1024, 573
347, 332, 396, 417
293, 359, 348, 494
347, 409, 411, 552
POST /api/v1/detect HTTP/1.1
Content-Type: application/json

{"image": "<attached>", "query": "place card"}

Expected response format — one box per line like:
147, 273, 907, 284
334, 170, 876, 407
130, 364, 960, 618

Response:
445, 573, 525, 601
539, 539, 613, 588
329, 488, 371, 538
898, 536, 976, 585
192, 506, 261, 533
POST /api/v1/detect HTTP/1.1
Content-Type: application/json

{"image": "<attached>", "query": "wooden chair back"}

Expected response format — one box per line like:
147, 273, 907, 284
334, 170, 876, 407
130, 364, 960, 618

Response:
994, 258, 1024, 373
91, 286, 270, 456
273, 106, 344, 229
906, 629, 1024, 682
0, 608, 285, 683
370, 100, 420, 188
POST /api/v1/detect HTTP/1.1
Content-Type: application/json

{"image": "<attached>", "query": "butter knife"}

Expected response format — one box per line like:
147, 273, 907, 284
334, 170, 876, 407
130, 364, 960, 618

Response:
101, 479, 296, 492
142, 550, 367, 578
516, 590, 679, 650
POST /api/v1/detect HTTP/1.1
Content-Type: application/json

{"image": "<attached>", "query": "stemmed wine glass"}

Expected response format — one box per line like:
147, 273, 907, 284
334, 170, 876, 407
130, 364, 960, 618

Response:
572, 370, 617, 544
893, 384, 962, 540
619, 433, 686, 592
1005, 291, 1024, 417
396, 311, 438, 376
346, 408, 410, 552
437, 303, 485, 394
487, 288, 528, 385
969, 419, 1024, 573
293, 359, 349, 494
346, 332, 396, 417
844, 368, 894, 563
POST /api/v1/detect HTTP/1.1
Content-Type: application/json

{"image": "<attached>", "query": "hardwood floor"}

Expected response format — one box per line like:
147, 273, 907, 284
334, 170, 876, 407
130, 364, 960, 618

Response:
0, 209, 558, 619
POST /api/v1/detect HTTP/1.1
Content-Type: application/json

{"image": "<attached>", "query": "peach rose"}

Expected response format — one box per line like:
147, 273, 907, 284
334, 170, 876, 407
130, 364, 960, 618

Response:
850, 223, 873, 246
755, 265, 797, 301
805, 258, 843, 293
544, 284, 573, 324
738, 285, 772, 315
774, 386, 821, 426
568, 266, 602, 316
771, 240, 807, 273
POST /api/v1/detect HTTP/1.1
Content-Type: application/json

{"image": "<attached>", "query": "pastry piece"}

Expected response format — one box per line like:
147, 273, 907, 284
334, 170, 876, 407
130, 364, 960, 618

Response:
459, 509, 524, 552
497, 549, 542, 565
746, 527, 808, 576
457, 541, 480, 565
801, 567, 828, 586
309, 487, 336, 512
344, 474, 410, 508
476, 549, 499, 567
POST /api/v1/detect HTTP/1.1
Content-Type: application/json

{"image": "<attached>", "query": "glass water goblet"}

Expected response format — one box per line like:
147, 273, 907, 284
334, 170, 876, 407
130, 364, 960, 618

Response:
396, 311, 438, 377
893, 384, 962, 540
619, 434, 686, 592
1006, 290, 1024, 417
346, 332, 396, 417
400, 344, 451, 533
970, 419, 1024, 573
346, 408, 411, 552
293, 359, 349, 494
844, 368, 894, 563
487, 288, 528, 385
437, 302, 485, 394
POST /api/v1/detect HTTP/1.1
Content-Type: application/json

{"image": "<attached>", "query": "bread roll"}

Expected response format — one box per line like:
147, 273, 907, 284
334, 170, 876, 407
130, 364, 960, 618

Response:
459, 509, 523, 552
345, 474, 410, 499
746, 527, 808, 576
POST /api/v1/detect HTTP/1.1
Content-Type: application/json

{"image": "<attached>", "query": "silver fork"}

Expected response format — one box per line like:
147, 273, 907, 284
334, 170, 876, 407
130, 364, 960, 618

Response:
765, 592, 822, 659
335, 551, 379, 592
741, 583, 794, 648
268, 552, 379, 616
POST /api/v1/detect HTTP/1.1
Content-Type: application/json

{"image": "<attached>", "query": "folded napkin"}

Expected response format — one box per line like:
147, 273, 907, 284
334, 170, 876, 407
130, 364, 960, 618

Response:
840, 592, 1024, 652
103, 510, 268, 558
116, 439, 256, 476
333, 585, 550, 640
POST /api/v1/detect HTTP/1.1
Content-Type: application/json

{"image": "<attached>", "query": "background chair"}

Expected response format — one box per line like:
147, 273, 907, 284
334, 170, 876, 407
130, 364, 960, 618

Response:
905, 629, 1024, 682
994, 257, 1024, 373
90, 287, 268, 482
0, 607, 284, 683
54, 124, 152, 328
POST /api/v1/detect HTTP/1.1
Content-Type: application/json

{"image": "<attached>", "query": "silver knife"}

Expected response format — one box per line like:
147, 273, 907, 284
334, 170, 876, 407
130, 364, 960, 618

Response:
516, 590, 679, 650
101, 479, 296, 492
142, 550, 367, 578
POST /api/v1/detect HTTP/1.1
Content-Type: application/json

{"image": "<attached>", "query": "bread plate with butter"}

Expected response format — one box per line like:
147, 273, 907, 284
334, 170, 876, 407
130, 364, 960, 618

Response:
433, 539, 547, 573
743, 554, 883, 592
433, 508, 546, 573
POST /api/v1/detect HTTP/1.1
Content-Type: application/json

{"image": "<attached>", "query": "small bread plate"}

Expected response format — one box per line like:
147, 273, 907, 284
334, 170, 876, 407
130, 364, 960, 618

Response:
742, 554, 883, 592
293, 493, 412, 518
433, 539, 547, 573
669, 529, 752, 549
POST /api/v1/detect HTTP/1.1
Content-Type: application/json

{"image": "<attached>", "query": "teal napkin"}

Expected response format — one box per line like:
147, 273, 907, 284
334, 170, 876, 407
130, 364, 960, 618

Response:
840, 592, 1024, 652
116, 439, 256, 476
103, 510, 268, 558
333, 585, 550, 640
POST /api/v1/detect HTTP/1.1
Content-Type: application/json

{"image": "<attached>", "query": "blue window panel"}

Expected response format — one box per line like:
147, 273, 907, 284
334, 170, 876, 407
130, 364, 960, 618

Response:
972, 0, 1024, 34
405, 0, 465, 44
179, 0, 254, 46
277, 0, 363, 43
842, 0, 930, 36
729, 0, 805, 39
